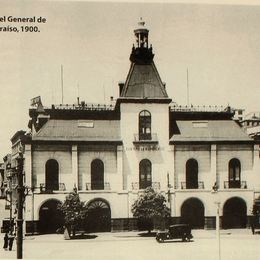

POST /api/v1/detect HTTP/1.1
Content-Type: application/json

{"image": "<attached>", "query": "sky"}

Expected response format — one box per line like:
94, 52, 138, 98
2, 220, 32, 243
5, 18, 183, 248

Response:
0, 0, 260, 159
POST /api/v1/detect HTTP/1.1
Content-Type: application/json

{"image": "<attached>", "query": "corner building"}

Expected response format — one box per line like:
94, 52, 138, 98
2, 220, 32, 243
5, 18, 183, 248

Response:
24, 20, 260, 233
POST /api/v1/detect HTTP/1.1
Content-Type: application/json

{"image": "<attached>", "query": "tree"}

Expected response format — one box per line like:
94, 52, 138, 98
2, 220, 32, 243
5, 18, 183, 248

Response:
131, 187, 170, 233
58, 188, 87, 237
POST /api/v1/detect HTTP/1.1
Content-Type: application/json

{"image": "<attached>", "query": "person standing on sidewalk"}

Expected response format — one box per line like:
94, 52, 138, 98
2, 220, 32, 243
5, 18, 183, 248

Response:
3, 233, 9, 250
8, 232, 15, 251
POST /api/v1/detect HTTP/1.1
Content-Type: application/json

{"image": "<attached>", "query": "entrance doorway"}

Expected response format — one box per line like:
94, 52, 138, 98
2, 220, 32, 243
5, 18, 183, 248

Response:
85, 199, 111, 233
181, 198, 205, 229
222, 197, 247, 229
39, 199, 64, 234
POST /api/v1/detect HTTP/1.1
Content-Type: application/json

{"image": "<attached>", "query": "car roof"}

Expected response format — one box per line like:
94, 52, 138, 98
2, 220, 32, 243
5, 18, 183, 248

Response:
169, 224, 189, 227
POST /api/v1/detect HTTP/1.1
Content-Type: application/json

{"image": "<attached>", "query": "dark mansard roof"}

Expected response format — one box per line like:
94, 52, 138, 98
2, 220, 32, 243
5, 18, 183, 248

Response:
169, 120, 253, 144
32, 119, 121, 144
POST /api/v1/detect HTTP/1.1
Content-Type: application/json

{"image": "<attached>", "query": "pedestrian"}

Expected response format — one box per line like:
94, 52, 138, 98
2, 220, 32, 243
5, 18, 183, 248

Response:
8, 232, 15, 251
3, 232, 8, 250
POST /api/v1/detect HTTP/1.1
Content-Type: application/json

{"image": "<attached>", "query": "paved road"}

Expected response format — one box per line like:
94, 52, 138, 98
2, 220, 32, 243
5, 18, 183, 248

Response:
1, 229, 260, 260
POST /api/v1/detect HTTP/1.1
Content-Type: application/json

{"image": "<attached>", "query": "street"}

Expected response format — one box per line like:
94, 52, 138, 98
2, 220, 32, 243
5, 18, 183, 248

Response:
1, 229, 260, 260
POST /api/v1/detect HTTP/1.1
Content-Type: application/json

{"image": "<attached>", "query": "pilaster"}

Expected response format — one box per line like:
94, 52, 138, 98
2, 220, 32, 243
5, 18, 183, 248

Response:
117, 145, 123, 190
72, 145, 78, 189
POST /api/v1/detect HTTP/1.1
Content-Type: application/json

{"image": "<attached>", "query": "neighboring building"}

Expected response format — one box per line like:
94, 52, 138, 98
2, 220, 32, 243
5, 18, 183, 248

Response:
240, 112, 260, 141
0, 163, 5, 199
1, 154, 13, 232
232, 108, 245, 122
0, 131, 29, 233
21, 20, 260, 234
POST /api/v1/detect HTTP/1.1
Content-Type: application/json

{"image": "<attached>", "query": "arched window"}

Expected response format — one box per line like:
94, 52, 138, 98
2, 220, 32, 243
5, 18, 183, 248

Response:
228, 158, 241, 188
186, 159, 198, 189
139, 159, 152, 189
45, 159, 59, 191
91, 159, 104, 190
139, 110, 151, 140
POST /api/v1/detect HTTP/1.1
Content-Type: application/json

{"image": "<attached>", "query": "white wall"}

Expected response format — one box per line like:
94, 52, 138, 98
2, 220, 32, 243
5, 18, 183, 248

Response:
217, 144, 254, 189
174, 145, 211, 189
120, 102, 172, 191
78, 145, 118, 191
32, 144, 72, 190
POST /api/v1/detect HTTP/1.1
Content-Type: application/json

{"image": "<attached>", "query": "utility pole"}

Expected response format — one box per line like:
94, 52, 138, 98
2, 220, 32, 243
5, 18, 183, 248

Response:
216, 201, 221, 260
186, 68, 190, 107
212, 183, 221, 260
61, 65, 64, 105
167, 173, 172, 213
16, 154, 24, 259
9, 190, 12, 232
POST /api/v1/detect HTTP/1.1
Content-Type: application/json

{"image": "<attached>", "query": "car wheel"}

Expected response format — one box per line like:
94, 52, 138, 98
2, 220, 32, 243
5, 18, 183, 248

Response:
158, 237, 164, 243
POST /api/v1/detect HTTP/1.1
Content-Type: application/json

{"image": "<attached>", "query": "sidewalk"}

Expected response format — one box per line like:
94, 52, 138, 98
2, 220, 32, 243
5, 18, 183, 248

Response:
0, 228, 257, 259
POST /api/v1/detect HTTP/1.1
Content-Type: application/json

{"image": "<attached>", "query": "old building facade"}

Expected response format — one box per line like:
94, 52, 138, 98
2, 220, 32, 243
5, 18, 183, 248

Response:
22, 20, 260, 234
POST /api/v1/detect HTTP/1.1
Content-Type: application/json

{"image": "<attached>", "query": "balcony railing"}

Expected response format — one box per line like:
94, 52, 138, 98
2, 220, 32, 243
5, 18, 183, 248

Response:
131, 182, 161, 190
133, 133, 158, 144
86, 182, 111, 191
170, 104, 226, 112
39, 183, 66, 193
224, 181, 247, 189
181, 182, 205, 189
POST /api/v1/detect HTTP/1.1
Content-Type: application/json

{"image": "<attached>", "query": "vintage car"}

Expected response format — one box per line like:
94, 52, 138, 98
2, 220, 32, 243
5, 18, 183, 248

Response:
156, 224, 193, 243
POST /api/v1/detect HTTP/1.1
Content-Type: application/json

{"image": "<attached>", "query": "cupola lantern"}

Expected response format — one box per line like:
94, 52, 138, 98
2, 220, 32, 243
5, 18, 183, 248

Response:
130, 18, 154, 64
134, 18, 149, 49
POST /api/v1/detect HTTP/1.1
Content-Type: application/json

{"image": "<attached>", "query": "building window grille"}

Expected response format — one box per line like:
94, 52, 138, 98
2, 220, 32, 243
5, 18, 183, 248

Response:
139, 110, 151, 140
139, 159, 152, 189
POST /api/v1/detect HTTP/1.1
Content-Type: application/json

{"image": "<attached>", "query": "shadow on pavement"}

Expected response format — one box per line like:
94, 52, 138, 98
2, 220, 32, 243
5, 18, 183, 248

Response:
138, 232, 157, 237
157, 240, 194, 244
70, 234, 97, 240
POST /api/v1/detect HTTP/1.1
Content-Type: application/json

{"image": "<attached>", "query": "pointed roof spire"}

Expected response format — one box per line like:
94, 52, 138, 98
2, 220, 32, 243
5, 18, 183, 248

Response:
118, 19, 171, 101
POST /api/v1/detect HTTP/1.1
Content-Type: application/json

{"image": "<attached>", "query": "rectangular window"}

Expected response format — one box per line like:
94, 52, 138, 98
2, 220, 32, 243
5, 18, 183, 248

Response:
78, 120, 94, 128
192, 121, 208, 128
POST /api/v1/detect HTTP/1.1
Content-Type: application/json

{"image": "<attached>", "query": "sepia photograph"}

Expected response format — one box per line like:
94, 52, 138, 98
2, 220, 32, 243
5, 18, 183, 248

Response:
0, 0, 260, 259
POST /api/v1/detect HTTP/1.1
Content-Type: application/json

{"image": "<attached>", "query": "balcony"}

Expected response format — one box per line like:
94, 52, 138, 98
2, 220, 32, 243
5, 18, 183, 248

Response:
131, 182, 160, 190
180, 182, 205, 189
133, 133, 158, 145
86, 182, 111, 191
5, 204, 11, 210
39, 183, 66, 193
224, 181, 247, 189
6, 169, 16, 178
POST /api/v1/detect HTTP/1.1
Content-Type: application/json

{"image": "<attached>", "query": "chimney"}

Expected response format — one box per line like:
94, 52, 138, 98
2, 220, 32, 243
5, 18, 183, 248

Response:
163, 82, 166, 89
36, 114, 50, 131
118, 82, 124, 96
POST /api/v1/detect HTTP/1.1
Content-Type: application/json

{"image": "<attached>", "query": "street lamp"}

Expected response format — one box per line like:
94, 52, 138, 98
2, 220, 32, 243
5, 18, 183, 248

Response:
212, 182, 221, 260
5, 189, 14, 233
16, 153, 24, 259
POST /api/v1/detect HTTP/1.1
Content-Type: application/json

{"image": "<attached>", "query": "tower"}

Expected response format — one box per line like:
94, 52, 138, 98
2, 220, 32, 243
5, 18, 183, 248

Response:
117, 19, 172, 192
119, 18, 171, 100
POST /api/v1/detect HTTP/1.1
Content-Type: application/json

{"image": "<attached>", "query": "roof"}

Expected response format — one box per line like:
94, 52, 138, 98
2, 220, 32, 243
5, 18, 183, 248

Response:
32, 120, 121, 143
170, 120, 253, 143
120, 63, 168, 98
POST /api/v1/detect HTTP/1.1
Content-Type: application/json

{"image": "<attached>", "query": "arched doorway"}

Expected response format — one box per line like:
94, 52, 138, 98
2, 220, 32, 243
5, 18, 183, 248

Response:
91, 159, 104, 190
45, 159, 59, 191
186, 159, 198, 189
139, 110, 151, 140
39, 199, 64, 234
139, 159, 152, 189
181, 198, 205, 229
228, 158, 241, 188
85, 199, 111, 233
222, 197, 247, 229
